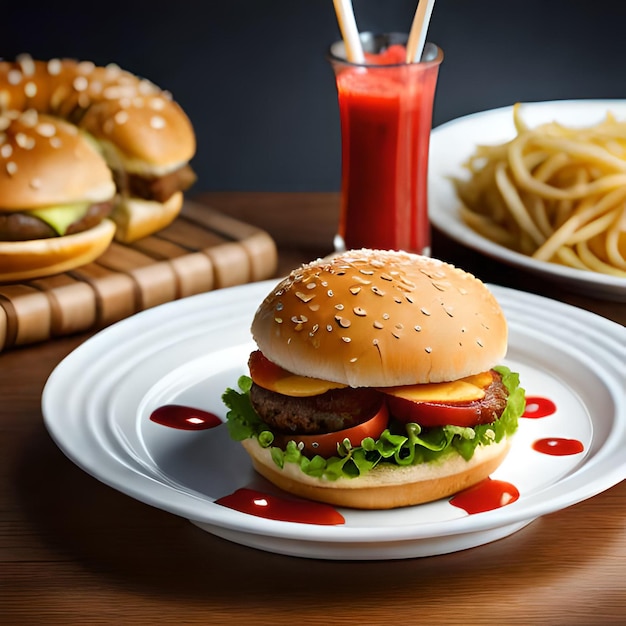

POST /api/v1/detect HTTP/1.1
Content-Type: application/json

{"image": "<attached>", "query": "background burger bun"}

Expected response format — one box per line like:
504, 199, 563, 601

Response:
0, 219, 115, 282
0, 111, 115, 210
111, 191, 183, 243
251, 249, 508, 387
242, 436, 512, 509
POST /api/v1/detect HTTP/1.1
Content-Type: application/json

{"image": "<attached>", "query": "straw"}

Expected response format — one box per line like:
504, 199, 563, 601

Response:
405, 0, 436, 63
332, 0, 365, 64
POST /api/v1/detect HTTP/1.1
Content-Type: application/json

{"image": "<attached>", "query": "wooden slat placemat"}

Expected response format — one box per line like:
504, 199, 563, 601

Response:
0, 200, 278, 352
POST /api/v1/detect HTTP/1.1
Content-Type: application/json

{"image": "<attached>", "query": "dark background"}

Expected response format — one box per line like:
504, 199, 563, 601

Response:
4, 0, 625, 192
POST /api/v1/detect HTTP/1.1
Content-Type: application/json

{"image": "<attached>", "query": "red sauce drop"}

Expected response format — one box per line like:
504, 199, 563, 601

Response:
532, 437, 584, 456
150, 404, 222, 431
523, 396, 557, 418
449, 477, 520, 514
215, 488, 345, 525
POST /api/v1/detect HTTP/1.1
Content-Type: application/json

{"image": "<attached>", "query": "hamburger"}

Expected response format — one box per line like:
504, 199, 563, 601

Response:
0, 109, 116, 282
0, 55, 197, 246
223, 249, 525, 510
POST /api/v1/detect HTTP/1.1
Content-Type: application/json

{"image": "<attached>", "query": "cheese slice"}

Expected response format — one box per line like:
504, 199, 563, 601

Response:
271, 374, 347, 397
382, 371, 493, 403
29, 203, 90, 236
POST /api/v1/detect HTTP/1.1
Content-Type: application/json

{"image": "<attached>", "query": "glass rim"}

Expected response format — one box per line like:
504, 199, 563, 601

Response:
327, 32, 443, 68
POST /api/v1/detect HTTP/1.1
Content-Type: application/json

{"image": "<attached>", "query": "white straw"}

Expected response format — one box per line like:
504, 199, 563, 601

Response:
332, 0, 365, 64
405, 0, 436, 63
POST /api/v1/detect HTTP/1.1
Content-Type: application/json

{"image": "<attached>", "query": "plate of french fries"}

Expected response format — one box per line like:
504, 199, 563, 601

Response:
429, 100, 626, 301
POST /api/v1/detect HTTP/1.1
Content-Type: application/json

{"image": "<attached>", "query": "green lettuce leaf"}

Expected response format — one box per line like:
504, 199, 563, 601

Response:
222, 366, 525, 481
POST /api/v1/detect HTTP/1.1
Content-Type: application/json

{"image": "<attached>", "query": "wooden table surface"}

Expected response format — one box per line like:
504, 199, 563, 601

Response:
1, 192, 624, 625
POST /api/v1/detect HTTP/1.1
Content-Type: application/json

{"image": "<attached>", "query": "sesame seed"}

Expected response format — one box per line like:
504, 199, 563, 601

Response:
326, 325, 333, 332
295, 291, 315, 303
17, 54, 35, 76
47, 59, 62, 75
373, 321, 384, 329
29, 178, 41, 189
6, 161, 17, 175
77, 61, 95, 74
334, 304, 344, 310
382, 313, 390, 320
306, 282, 316, 289
371, 286, 385, 296
341, 337, 351, 343
349, 286, 361, 295
73, 76, 89, 92
36, 123, 56, 137
420, 307, 431, 316
20, 109, 38, 127
274, 317, 283, 324
425, 347, 432, 353
414, 325, 422, 332
476, 339, 484, 347
275, 302, 283, 311
24, 82, 37, 98
150, 115, 165, 129
0, 144, 12, 158
50, 136, 62, 148
335, 316, 351, 328
291, 315, 308, 324
380, 273, 393, 281
8, 70, 22, 85
353, 307, 366, 316
114, 110, 129, 125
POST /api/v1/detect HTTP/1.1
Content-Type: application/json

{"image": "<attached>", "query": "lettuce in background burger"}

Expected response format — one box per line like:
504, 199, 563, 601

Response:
224, 249, 525, 509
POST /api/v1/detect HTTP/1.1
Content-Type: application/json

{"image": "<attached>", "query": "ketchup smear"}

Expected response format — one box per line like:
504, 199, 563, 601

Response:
532, 438, 585, 456
150, 404, 222, 431
216, 488, 345, 526
450, 478, 520, 514
522, 396, 557, 419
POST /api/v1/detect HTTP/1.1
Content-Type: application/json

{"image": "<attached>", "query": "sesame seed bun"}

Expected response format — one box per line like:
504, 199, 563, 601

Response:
0, 111, 115, 211
110, 191, 183, 243
0, 219, 115, 282
251, 249, 508, 387
0, 56, 195, 174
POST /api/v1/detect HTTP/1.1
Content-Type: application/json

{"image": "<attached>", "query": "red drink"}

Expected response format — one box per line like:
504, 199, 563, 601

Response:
329, 37, 443, 254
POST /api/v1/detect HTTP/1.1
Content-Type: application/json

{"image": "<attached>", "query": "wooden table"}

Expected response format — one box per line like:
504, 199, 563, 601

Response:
1, 193, 624, 625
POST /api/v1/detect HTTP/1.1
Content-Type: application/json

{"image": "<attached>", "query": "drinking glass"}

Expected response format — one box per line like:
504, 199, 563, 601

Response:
328, 33, 443, 255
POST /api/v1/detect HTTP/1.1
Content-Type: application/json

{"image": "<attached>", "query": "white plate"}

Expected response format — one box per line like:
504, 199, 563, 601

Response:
429, 99, 626, 302
42, 281, 625, 560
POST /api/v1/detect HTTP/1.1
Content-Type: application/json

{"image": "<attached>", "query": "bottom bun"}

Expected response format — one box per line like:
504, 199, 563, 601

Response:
111, 192, 183, 243
241, 437, 512, 510
0, 219, 116, 282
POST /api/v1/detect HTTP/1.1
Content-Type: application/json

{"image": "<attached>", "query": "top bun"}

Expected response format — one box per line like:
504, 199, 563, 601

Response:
252, 250, 508, 387
0, 55, 195, 175
0, 109, 115, 211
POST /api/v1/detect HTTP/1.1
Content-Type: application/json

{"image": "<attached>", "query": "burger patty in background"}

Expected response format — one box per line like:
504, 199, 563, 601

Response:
0, 200, 113, 241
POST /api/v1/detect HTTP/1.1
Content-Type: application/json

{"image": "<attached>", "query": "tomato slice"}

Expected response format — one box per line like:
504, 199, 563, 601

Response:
385, 394, 489, 428
248, 350, 346, 397
271, 402, 389, 458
